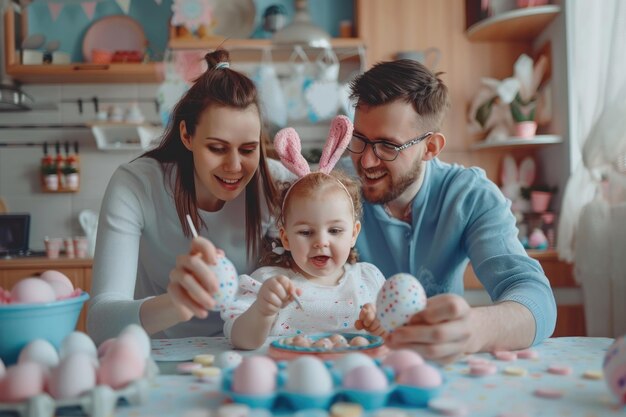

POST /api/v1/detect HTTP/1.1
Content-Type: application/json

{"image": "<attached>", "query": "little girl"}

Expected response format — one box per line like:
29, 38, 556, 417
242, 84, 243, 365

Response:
222, 116, 386, 349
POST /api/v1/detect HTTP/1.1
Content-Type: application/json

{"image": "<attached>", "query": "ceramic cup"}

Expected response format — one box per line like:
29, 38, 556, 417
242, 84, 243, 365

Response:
64, 237, 75, 258
44, 237, 63, 259
73, 236, 89, 258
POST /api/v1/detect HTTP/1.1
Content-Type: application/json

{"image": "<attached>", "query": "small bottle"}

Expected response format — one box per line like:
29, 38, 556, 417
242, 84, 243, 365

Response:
41, 142, 53, 172
54, 141, 64, 174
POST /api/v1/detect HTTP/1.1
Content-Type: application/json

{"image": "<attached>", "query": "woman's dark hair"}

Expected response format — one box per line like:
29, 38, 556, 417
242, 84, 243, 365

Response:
349, 59, 450, 131
260, 170, 362, 268
142, 49, 277, 262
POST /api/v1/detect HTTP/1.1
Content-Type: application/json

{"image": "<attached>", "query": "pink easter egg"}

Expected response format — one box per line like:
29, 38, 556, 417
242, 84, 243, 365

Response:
343, 365, 388, 391
0, 362, 46, 402
40, 270, 74, 299
232, 356, 277, 395
382, 349, 424, 375
98, 337, 146, 389
10, 278, 56, 304
397, 363, 443, 388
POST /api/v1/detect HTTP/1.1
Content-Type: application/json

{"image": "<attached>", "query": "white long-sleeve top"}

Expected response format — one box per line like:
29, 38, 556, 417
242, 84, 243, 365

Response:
87, 157, 292, 344
221, 263, 386, 340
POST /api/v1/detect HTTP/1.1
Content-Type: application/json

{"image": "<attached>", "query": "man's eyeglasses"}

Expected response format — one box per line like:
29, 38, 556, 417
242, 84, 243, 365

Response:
346, 131, 433, 161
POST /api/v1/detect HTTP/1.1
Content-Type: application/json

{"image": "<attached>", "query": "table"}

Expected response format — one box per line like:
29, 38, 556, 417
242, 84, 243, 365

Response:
111, 337, 622, 417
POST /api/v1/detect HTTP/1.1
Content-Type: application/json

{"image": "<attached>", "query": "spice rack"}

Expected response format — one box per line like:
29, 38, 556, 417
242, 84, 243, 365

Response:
40, 142, 80, 193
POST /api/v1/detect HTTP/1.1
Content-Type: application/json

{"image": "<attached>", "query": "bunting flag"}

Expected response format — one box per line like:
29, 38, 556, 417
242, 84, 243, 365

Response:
115, 0, 131, 14
80, 1, 97, 21
48, 2, 63, 21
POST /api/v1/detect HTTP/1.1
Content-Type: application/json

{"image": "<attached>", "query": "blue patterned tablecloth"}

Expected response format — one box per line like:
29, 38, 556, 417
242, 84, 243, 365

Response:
108, 337, 624, 417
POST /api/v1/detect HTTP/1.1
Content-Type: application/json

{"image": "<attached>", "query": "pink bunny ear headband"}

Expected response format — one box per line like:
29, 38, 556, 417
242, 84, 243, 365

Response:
274, 115, 355, 224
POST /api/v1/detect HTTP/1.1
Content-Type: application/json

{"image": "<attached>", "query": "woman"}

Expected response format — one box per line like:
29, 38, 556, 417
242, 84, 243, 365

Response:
87, 49, 291, 343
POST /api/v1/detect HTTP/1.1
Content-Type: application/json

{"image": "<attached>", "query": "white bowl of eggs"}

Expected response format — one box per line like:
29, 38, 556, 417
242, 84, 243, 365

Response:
0, 271, 89, 365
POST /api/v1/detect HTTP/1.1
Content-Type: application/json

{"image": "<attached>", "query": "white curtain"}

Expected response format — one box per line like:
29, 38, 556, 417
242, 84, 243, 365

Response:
557, 1, 626, 336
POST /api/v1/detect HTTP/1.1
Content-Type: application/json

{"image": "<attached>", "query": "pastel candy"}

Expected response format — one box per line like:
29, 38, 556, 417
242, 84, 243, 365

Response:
375, 274, 426, 333
210, 256, 238, 311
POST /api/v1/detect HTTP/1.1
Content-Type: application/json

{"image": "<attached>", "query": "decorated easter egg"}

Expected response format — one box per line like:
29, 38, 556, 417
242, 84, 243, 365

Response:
375, 273, 427, 333
603, 334, 626, 404
210, 255, 238, 311
214, 350, 243, 370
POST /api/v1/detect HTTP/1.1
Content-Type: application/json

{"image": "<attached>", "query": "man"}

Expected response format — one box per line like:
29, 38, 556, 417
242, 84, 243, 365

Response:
347, 59, 556, 363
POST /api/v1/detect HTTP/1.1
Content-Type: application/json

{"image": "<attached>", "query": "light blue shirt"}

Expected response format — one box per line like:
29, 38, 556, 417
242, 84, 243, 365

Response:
339, 157, 556, 345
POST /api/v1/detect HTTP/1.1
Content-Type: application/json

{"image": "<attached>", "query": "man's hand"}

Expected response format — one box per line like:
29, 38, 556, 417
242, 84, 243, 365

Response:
253, 275, 302, 317
385, 294, 473, 363
355, 303, 387, 337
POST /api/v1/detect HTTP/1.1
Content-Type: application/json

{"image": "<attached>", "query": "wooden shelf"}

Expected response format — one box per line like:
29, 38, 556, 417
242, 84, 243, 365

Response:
168, 37, 365, 51
3, 7, 161, 84
5, 63, 162, 84
471, 134, 562, 150
466, 5, 561, 42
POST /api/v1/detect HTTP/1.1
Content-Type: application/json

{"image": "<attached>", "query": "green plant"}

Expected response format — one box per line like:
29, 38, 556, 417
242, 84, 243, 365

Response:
62, 165, 78, 175
40, 164, 57, 176
510, 93, 537, 122
521, 184, 558, 200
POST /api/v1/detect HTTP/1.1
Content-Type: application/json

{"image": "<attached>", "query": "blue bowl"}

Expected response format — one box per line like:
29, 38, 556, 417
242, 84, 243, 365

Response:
0, 292, 89, 365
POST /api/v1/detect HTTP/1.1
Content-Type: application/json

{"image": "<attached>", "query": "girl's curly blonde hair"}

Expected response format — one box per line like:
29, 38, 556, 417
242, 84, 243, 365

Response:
260, 170, 362, 269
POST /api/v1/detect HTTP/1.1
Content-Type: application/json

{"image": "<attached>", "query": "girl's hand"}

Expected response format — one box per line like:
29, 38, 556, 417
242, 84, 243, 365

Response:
253, 275, 302, 317
355, 303, 387, 337
167, 237, 220, 321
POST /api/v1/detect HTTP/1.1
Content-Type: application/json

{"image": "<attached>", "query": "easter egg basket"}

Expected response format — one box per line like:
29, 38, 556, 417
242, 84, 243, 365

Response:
0, 292, 89, 365
221, 354, 445, 414
268, 332, 389, 361
0, 358, 158, 417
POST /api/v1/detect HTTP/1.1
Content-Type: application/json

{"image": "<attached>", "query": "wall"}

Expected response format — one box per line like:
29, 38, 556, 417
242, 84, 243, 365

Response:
0, 83, 161, 251
356, 0, 569, 190
25, 0, 354, 62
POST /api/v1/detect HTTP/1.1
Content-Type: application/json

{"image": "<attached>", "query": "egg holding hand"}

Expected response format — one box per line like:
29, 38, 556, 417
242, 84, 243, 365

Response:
375, 273, 427, 333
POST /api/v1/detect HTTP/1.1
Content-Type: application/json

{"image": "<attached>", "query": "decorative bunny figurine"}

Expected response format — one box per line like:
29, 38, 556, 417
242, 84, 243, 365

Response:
500, 154, 536, 215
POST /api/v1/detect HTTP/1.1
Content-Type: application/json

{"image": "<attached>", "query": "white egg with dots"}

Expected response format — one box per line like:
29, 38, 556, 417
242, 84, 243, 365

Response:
376, 273, 427, 333
210, 255, 238, 311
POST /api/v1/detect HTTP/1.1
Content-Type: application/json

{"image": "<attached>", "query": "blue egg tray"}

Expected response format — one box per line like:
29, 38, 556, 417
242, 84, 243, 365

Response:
221, 358, 444, 414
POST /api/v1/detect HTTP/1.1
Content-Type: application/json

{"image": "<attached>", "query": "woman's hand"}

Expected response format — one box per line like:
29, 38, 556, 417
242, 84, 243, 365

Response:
253, 275, 302, 317
355, 303, 387, 337
167, 237, 221, 322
